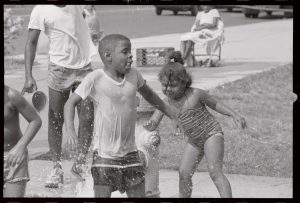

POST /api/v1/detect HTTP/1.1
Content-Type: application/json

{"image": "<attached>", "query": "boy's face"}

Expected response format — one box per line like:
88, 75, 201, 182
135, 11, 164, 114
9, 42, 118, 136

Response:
111, 39, 133, 75
160, 77, 186, 100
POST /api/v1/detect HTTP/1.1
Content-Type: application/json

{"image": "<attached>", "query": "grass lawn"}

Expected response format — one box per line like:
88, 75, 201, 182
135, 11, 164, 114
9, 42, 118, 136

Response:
158, 63, 293, 178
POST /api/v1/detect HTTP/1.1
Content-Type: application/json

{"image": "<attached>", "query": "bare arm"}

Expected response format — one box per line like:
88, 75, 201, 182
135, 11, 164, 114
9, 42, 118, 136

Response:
143, 109, 164, 131
22, 29, 41, 94
198, 89, 247, 128
8, 88, 42, 167
138, 84, 176, 119
64, 93, 83, 150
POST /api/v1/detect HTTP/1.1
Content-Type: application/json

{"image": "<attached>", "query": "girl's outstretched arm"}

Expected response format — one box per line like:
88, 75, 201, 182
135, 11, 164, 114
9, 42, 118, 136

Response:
198, 89, 247, 129
143, 109, 164, 131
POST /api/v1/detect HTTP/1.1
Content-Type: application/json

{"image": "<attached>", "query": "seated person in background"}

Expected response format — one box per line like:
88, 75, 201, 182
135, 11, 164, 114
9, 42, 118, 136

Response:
180, 5, 224, 67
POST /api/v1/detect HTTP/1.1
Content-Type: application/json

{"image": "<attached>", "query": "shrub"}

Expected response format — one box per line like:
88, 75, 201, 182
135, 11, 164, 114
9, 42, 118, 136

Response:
4, 8, 24, 55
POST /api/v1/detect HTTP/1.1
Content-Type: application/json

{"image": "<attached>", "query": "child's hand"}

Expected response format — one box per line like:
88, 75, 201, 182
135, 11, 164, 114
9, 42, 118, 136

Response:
232, 115, 247, 129
6, 145, 26, 169
143, 120, 158, 132
171, 118, 185, 138
65, 129, 78, 152
149, 131, 161, 150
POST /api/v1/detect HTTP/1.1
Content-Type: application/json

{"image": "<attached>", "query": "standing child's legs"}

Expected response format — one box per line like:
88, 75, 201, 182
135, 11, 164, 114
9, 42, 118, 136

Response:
204, 134, 232, 198
48, 87, 70, 163
179, 142, 204, 197
46, 87, 70, 187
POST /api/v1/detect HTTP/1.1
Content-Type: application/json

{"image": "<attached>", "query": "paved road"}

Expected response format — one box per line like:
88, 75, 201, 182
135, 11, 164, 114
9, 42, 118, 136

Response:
7, 5, 288, 55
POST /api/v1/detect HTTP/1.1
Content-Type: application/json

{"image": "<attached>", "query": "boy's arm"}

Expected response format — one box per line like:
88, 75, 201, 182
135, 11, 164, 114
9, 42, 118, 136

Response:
198, 89, 247, 129
8, 89, 42, 167
143, 109, 164, 131
138, 84, 176, 119
64, 93, 83, 150
138, 84, 184, 135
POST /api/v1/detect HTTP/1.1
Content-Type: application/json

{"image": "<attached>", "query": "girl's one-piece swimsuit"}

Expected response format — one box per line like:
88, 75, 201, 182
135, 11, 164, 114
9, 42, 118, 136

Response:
178, 102, 223, 149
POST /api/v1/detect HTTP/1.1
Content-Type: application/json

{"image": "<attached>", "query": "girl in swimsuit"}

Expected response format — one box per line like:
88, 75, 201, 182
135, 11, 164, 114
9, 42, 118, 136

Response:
143, 51, 247, 198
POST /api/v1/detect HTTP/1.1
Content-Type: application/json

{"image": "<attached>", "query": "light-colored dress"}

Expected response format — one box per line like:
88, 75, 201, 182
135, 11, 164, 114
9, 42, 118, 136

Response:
181, 9, 225, 54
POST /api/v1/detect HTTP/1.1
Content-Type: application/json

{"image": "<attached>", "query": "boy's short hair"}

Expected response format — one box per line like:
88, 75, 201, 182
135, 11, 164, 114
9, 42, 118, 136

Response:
98, 34, 130, 61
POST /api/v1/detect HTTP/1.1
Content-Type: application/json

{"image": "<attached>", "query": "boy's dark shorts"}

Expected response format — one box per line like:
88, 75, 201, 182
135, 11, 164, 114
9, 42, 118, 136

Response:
91, 151, 145, 193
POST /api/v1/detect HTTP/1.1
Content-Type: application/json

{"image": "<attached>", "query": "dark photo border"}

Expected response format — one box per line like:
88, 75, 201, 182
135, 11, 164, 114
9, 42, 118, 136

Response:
2, 0, 297, 203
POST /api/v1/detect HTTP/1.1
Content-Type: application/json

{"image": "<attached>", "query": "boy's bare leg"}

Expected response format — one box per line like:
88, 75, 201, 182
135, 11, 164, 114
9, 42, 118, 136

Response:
76, 97, 94, 165
94, 185, 113, 197
179, 143, 204, 198
4, 181, 27, 197
204, 135, 232, 198
48, 87, 70, 163
126, 179, 146, 198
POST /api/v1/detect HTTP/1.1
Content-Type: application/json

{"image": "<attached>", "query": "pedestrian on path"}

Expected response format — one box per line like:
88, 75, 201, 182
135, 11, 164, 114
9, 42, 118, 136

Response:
64, 34, 181, 197
21, 5, 97, 188
4, 84, 42, 197
143, 51, 247, 198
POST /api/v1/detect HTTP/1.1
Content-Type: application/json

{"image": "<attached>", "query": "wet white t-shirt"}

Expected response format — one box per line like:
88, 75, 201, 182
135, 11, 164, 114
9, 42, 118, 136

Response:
75, 68, 146, 159
28, 5, 97, 69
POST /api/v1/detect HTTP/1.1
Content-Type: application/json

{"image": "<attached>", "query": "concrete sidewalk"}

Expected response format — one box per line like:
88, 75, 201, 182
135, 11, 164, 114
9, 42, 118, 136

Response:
25, 160, 292, 198
5, 19, 293, 198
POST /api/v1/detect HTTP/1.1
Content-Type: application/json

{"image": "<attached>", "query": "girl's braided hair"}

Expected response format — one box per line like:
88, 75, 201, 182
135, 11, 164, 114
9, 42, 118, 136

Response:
158, 51, 192, 88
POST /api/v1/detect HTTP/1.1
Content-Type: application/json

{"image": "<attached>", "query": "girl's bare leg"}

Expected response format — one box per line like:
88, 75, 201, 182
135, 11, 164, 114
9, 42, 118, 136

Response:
179, 142, 204, 197
204, 135, 232, 198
